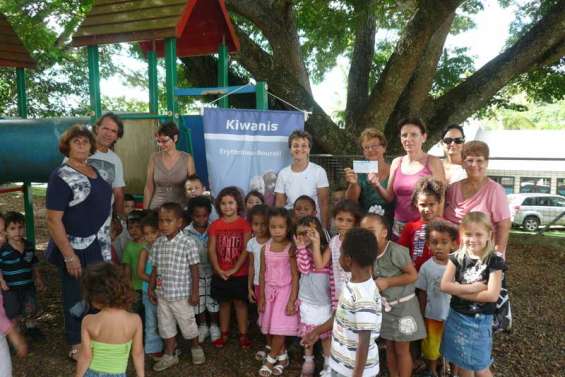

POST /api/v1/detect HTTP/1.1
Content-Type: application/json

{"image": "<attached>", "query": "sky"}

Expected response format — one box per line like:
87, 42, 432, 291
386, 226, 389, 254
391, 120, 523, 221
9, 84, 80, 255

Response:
101, 0, 516, 117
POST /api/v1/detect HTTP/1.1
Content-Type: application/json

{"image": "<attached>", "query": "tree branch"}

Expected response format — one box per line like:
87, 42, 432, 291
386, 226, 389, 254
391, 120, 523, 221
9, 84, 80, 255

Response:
424, 0, 565, 139
345, 0, 377, 130
357, 0, 463, 130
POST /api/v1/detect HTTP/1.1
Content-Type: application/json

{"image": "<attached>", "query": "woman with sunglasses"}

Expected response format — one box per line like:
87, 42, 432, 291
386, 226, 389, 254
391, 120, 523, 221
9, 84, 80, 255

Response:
441, 124, 467, 184
143, 121, 196, 209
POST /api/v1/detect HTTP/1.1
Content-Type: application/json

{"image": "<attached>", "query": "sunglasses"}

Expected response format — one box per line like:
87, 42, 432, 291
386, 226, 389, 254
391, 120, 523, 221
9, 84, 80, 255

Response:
443, 137, 465, 145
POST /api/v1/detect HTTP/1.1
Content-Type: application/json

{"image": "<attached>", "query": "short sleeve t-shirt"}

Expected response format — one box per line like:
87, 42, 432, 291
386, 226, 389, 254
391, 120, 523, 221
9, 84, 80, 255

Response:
449, 252, 506, 315
415, 258, 451, 321
247, 237, 266, 286
398, 219, 432, 271
122, 241, 146, 290
444, 179, 511, 226
184, 223, 211, 278
208, 217, 252, 277
330, 278, 382, 377
88, 150, 125, 188
274, 162, 329, 215
0, 240, 37, 288
373, 241, 415, 302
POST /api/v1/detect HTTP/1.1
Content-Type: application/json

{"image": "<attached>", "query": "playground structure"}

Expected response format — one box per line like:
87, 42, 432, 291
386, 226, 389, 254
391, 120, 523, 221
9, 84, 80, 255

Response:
0, 0, 271, 246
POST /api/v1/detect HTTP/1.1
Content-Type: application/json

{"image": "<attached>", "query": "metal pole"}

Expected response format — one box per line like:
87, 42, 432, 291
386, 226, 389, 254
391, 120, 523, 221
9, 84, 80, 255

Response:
16, 68, 28, 118
217, 41, 229, 108
16, 68, 35, 245
148, 48, 159, 113
256, 81, 268, 110
87, 45, 102, 118
164, 38, 177, 116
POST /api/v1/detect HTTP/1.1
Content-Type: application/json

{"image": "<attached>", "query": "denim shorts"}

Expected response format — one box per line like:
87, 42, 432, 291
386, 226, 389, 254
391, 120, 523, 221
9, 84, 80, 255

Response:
84, 369, 126, 377
441, 309, 493, 371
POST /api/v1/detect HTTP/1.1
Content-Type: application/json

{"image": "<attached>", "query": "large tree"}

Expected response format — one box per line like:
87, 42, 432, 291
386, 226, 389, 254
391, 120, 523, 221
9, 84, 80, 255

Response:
184, 0, 565, 153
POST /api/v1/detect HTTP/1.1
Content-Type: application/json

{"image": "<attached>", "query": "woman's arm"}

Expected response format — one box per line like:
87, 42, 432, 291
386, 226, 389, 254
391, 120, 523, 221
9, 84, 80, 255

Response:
47, 209, 82, 278
318, 187, 330, 229
286, 253, 299, 315
457, 270, 503, 303
131, 315, 145, 377
369, 157, 400, 203
440, 260, 487, 296
75, 317, 92, 377
376, 261, 417, 291
428, 155, 447, 185
275, 193, 287, 208
137, 249, 150, 283
494, 219, 511, 257
187, 154, 196, 176
143, 154, 156, 209
344, 168, 361, 203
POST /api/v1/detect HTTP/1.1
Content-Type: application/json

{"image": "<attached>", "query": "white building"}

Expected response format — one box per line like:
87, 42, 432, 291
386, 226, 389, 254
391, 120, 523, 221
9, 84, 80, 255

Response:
429, 127, 565, 195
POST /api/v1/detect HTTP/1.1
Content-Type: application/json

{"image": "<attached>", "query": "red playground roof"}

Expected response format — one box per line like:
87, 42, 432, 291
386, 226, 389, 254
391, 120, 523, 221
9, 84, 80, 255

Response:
139, 0, 239, 57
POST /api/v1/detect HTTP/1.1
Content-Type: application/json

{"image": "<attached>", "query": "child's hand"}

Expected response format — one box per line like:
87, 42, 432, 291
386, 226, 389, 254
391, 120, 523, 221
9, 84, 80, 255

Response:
7, 327, 28, 358
285, 300, 296, 316
188, 295, 198, 306
258, 296, 266, 313
35, 278, 46, 292
375, 278, 389, 292
367, 172, 380, 187
148, 288, 158, 305
225, 268, 237, 278
300, 330, 319, 349
343, 168, 358, 185
248, 287, 256, 303
0, 280, 8, 291
293, 235, 307, 249
307, 228, 320, 247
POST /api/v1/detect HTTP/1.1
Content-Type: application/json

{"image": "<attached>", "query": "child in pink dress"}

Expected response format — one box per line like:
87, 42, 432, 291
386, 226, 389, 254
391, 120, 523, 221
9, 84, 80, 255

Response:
258, 208, 298, 377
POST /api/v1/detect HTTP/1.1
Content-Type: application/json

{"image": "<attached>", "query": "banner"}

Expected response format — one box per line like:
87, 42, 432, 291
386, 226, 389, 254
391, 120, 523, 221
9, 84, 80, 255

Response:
203, 108, 304, 204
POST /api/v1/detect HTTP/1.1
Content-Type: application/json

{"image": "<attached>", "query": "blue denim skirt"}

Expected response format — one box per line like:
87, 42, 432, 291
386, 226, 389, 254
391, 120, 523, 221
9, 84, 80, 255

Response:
84, 369, 126, 377
441, 309, 493, 371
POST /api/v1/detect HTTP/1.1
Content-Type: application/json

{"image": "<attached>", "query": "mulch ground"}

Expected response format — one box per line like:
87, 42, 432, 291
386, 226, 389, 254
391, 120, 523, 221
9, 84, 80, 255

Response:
1, 192, 563, 377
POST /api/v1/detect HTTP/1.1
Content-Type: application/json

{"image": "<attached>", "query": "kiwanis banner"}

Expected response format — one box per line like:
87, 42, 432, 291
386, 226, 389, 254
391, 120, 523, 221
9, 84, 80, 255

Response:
203, 108, 304, 202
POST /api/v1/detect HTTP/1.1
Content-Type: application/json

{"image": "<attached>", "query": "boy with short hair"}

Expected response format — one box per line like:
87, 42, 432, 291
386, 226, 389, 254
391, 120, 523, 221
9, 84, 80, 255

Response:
0, 212, 45, 340
149, 202, 204, 371
293, 195, 331, 241
416, 220, 457, 377
183, 196, 220, 343
185, 175, 218, 222
122, 210, 146, 313
113, 193, 136, 260
303, 228, 382, 377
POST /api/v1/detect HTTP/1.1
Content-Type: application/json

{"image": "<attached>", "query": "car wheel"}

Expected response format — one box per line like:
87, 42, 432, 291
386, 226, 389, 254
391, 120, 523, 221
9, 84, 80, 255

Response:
522, 216, 540, 232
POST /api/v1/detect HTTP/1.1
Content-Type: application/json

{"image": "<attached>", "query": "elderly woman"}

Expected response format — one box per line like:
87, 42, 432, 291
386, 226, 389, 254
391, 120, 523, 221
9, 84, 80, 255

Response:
441, 124, 467, 184
274, 130, 330, 228
370, 118, 445, 238
344, 128, 391, 217
143, 121, 196, 209
444, 140, 511, 254
46, 125, 113, 360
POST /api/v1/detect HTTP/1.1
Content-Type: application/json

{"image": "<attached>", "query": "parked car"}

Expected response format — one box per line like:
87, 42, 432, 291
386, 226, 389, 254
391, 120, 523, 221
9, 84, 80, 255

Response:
508, 193, 565, 231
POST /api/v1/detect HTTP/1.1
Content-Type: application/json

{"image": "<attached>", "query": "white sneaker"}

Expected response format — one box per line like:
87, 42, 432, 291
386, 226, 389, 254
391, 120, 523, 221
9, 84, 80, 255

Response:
153, 353, 179, 372
198, 325, 209, 343
209, 324, 221, 342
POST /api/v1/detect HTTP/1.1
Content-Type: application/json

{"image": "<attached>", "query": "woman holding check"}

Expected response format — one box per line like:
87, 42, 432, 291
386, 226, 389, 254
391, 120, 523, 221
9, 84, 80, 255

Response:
369, 118, 445, 239
344, 128, 391, 217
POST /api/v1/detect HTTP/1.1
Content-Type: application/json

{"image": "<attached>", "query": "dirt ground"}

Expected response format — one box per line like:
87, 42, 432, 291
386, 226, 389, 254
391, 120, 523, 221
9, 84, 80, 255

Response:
1, 192, 564, 377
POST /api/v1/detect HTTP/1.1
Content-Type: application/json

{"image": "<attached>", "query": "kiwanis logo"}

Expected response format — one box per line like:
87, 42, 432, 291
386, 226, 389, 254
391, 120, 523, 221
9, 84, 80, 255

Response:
225, 119, 279, 132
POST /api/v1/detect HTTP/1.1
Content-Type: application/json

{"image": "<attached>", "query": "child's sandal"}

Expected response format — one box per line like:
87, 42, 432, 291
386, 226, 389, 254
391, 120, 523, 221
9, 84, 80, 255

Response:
239, 334, 252, 349
255, 345, 272, 361
212, 331, 230, 348
272, 351, 289, 376
259, 355, 278, 377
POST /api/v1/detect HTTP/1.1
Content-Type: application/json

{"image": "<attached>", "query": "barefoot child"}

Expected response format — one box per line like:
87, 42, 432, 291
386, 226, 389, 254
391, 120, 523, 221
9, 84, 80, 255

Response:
208, 187, 252, 348
0, 212, 46, 340
294, 216, 332, 377
361, 213, 426, 377
440, 212, 505, 377
183, 196, 221, 343
136, 211, 163, 359
149, 203, 204, 371
416, 220, 458, 377
75, 263, 144, 377
258, 208, 298, 377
